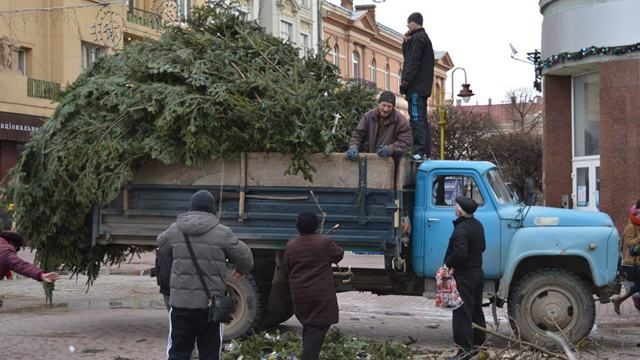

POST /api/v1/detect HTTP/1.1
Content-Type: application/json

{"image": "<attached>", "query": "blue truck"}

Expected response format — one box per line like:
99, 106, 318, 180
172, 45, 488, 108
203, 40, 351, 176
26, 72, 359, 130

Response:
92, 153, 620, 346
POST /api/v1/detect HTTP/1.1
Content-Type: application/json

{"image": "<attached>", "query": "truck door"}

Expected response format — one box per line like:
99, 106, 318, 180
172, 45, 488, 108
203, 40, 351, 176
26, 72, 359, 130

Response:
423, 171, 501, 279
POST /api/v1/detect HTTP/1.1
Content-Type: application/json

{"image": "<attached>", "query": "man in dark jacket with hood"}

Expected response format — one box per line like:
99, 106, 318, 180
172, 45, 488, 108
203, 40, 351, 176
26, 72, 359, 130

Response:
401, 12, 435, 160
346, 91, 413, 162
444, 196, 487, 360
283, 212, 344, 360
158, 190, 253, 360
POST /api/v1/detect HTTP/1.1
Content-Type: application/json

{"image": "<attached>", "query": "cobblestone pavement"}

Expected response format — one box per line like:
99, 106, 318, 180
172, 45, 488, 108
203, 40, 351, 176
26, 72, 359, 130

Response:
1, 252, 640, 359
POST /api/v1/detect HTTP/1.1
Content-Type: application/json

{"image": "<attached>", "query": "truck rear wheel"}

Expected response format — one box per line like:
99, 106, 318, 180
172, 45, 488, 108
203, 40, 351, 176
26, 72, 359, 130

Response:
508, 268, 595, 347
223, 274, 264, 341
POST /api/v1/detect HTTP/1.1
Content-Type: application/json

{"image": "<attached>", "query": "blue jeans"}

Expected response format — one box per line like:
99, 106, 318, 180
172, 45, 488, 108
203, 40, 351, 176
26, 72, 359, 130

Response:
407, 92, 431, 158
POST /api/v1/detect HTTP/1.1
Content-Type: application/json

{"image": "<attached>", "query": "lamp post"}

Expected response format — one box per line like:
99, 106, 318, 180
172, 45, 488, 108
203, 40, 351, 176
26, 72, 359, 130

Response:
437, 67, 475, 159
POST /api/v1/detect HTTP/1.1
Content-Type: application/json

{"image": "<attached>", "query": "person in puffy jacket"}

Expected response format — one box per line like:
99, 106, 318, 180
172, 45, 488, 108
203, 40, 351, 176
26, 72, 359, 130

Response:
157, 190, 253, 360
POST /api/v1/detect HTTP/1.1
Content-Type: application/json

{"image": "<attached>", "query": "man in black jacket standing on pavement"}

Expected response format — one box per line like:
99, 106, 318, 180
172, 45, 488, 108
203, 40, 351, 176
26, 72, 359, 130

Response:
401, 12, 434, 160
444, 196, 487, 360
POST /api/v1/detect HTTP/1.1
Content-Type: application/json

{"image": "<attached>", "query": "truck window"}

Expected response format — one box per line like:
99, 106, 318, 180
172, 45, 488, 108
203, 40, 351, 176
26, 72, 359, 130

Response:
485, 169, 513, 204
432, 175, 484, 207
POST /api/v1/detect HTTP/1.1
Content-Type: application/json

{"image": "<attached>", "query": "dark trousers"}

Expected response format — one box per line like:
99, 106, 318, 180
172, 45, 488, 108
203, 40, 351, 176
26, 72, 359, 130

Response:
168, 307, 223, 360
621, 265, 640, 294
452, 269, 486, 353
407, 92, 431, 158
302, 324, 330, 360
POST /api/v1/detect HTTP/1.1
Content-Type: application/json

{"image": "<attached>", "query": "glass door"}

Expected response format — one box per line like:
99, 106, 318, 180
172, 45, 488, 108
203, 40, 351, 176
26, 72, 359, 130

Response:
572, 159, 600, 211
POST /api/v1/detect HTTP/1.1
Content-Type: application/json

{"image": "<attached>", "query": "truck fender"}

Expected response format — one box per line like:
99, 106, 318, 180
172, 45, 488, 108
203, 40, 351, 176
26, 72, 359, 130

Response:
496, 226, 613, 300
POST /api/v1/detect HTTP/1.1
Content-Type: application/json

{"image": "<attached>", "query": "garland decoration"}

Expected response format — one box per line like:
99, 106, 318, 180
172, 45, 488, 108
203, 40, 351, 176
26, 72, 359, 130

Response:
539, 43, 640, 70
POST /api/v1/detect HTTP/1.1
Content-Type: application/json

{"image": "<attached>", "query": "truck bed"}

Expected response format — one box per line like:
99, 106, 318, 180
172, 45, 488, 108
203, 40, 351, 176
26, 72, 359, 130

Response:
93, 153, 415, 252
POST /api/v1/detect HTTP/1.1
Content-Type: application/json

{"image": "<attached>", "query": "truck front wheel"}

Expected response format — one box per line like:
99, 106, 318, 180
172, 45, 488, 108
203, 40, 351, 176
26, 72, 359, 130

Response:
223, 274, 264, 341
508, 268, 595, 347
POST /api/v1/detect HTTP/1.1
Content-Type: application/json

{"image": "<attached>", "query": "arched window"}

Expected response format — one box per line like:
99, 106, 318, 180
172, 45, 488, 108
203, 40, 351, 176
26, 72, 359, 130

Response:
352, 51, 360, 79
370, 58, 377, 84
397, 68, 402, 93
332, 44, 339, 66
385, 64, 390, 90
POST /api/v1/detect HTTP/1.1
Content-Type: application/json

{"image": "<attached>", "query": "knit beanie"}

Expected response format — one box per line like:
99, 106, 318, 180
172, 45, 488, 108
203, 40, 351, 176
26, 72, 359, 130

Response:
190, 190, 216, 214
378, 90, 396, 107
407, 12, 423, 26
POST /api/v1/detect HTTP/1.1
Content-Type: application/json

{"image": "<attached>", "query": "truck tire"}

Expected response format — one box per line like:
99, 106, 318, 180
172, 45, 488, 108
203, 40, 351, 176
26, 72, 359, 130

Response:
508, 268, 595, 347
223, 274, 264, 341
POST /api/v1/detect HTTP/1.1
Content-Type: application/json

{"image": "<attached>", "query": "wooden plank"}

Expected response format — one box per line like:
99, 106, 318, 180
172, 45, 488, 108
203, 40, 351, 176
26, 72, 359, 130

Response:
246, 153, 394, 189
132, 158, 242, 186
131, 153, 395, 189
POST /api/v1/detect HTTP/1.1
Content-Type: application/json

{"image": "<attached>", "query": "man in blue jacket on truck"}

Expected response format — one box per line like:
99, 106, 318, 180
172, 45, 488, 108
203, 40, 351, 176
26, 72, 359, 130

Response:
444, 196, 487, 360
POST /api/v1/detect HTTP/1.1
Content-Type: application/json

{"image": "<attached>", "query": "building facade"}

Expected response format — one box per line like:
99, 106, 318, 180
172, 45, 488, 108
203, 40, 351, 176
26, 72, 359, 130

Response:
322, 0, 453, 115
539, 0, 640, 230
462, 97, 543, 135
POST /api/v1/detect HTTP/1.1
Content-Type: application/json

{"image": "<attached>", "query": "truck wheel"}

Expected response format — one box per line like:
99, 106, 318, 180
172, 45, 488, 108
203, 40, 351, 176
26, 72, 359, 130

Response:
223, 274, 264, 341
508, 268, 595, 347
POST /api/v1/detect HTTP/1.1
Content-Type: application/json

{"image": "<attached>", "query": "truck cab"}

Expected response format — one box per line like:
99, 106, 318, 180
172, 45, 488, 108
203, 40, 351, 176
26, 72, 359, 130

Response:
410, 160, 620, 345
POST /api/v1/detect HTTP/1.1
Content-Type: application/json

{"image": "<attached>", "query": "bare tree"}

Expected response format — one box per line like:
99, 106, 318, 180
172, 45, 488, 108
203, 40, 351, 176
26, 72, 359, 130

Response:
506, 88, 543, 134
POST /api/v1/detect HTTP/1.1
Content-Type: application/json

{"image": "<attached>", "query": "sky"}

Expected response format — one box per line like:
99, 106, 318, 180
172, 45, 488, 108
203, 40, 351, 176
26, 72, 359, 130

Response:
326, 0, 543, 105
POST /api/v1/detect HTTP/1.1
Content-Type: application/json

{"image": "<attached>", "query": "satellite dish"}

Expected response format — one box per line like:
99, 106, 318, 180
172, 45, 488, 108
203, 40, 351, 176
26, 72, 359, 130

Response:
509, 43, 518, 56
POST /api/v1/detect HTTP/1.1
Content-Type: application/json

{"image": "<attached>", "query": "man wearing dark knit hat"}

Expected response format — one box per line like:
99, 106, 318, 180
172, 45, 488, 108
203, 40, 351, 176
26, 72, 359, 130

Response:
443, 196, 487, 360
158, 190, 253, 360
401, 11, 435, 160
346, 90, 413, 161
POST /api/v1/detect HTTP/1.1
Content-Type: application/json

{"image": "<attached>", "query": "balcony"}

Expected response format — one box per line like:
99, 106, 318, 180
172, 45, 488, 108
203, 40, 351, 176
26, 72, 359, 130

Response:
127, 7, 162, 30
27, 79, 61, 101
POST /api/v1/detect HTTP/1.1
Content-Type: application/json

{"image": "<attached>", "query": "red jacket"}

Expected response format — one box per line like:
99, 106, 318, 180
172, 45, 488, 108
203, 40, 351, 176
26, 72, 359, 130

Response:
0, 237, 43, 281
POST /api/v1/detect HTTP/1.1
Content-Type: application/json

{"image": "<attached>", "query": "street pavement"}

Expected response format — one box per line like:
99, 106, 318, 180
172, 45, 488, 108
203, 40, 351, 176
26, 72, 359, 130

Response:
1, 251, 640, 359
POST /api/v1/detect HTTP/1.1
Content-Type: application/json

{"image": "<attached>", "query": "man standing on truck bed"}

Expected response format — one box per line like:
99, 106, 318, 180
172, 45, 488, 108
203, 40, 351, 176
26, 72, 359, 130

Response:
283, 212, 344, 360
158, 190, 253, 360
346, 90, 413, 162
444, 196, 486, 360
400, 12, 434, 161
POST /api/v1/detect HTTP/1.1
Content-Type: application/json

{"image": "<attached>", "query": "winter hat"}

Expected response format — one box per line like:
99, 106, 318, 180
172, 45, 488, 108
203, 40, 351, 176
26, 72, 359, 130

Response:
190, 190, 216, 213
455, 196, 478, 215
0, 231, 25, 252
407, 12, 423, 26
378, 91, 396, 107
296, 212, 319, 234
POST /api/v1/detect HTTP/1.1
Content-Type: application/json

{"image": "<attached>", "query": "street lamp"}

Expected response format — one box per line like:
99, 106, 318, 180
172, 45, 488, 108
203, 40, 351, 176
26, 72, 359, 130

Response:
437, 67, 475, 159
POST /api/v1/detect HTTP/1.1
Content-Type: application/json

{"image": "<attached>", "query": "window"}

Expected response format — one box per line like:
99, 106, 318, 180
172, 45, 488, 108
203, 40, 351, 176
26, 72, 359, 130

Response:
432, 175, 484, 207
397, 68, 402, 93
485, 169, 513, 204
280, 20, 294, 43
332, 44, 339, 65
16, 48, 26, 76
300, 33, 310, 56
384, 64, 390, 91
81, 42, 104, 70
573, 73, 600, 157
301, 0, 310, 7
352, 51, 360, 79
370, 58, 376, 84
177, 0, 192, 21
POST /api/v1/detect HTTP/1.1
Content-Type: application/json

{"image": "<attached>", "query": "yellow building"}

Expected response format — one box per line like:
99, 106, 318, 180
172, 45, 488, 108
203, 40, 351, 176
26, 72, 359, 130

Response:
0, 0, 187, 181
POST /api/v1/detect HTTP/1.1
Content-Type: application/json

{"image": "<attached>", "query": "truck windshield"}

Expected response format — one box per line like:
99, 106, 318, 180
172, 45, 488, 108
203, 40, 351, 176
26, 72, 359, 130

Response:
485, 169, 513, 204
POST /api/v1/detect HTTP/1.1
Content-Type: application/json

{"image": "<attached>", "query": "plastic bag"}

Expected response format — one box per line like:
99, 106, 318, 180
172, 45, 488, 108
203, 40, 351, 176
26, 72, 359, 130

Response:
435, 266, 463, 310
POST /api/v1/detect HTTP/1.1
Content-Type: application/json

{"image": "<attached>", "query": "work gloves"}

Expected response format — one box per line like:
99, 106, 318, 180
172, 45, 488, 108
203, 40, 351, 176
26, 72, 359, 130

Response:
346, 147, 359, 161
377, 146, 390, 158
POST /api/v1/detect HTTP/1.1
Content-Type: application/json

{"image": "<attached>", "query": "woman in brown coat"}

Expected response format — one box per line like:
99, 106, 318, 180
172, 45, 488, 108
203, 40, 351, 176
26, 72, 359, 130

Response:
613, 199, 640, 314
283, 212, 344, 360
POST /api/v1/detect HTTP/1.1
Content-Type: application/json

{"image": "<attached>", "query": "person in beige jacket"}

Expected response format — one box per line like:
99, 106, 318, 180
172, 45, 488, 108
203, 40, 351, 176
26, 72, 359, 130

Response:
613, 199, 640, 314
